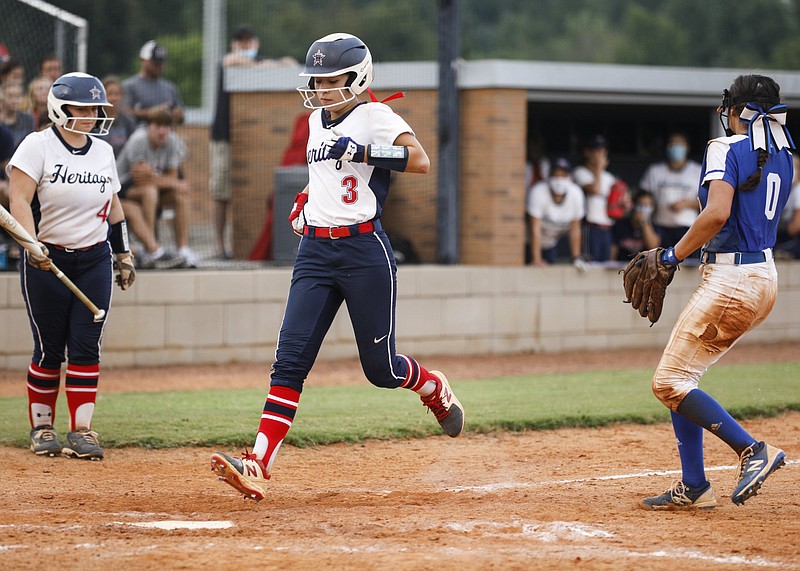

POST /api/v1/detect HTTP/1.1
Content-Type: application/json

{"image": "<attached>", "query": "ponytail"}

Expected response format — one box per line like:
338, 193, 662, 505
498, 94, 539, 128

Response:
737, 148, 768, 193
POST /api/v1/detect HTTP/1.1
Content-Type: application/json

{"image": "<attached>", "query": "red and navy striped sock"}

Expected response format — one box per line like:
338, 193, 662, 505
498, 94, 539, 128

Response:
65, 362, 99, 431
397, 354, 438, 396
27, 363, 61, 428
253, 385, 300, 471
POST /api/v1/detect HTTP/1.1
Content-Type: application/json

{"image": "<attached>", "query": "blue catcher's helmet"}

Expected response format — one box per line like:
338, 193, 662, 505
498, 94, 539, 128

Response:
297, 33, 373, 109
47, 72, 114, 135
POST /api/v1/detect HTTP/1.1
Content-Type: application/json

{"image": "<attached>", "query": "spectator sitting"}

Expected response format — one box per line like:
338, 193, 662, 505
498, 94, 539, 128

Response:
115, 108, 191, 269
0, 121, 14, 205
526, 156, 585, 267
572, 134, 618, 262
102, 75, 137, 157
0, 81, 35, 149
0, 122, 15, 266
37, 54, 62, 83
0, 59, 25, 86
613, 190, 661, 262
24, 76, 51, 130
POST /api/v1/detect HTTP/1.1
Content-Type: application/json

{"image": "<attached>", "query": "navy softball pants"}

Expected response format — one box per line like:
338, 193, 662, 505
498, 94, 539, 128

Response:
19, 242, 113, 369
271, 229, 410, 393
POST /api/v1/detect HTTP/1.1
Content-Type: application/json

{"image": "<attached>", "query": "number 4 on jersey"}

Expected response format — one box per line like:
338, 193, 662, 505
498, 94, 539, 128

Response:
97, 200, 111, 223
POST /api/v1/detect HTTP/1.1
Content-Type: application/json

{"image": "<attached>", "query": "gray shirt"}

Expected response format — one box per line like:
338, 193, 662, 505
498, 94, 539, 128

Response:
122, 74, 184, 125
116, 126, 182, 185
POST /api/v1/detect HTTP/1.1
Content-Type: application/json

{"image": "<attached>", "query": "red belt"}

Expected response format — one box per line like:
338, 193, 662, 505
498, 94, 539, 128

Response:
303, 221, 377, 239
48, 241, 105, 252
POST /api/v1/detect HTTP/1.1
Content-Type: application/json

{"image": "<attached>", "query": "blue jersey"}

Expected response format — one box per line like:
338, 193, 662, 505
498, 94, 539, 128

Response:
699, 134, 793, 252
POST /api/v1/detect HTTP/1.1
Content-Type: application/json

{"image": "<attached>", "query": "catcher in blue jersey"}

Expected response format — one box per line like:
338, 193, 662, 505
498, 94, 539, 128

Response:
630, 74, 792, 509
211, 33, 464, 501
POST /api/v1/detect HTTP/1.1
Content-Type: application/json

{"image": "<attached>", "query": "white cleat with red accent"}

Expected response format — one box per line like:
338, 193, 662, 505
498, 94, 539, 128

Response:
421, 370, 465, 438
211, 451, 270, 502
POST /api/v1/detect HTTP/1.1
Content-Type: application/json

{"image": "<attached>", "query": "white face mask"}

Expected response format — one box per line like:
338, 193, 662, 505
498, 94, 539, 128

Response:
635, 205, 654, 219
666, 144, 688, 163
549, 177, 571, 196
235, 47, 258, 60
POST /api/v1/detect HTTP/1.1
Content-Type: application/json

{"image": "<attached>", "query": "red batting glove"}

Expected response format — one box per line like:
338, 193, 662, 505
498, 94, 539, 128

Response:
289, 192, 308, 236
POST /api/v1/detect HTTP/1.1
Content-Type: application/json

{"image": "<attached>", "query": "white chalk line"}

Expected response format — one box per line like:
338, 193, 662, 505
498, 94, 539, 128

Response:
257, 538, 794, 568
447, 458, 799, 493
0, 520, 235, 532
114, 520, 234, 530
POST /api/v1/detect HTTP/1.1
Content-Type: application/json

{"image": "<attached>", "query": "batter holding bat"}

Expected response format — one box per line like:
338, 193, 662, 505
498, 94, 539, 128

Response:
622, 74, 792, 509
6, 72, 134, 460
211, 33, 464, 501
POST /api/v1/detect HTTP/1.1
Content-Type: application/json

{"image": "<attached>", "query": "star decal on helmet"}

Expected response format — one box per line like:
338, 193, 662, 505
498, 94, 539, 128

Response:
90, 85, 101, 100
312, 49, 325, 66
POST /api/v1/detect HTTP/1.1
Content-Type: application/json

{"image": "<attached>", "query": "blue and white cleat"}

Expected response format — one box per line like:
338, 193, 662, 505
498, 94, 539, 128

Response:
641, 480, 717, 510
731, 441, 785, 505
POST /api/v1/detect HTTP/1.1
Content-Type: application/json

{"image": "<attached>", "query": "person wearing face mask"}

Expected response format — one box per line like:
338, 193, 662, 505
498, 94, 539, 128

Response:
774, 151, 800, 259
613, 190, 660, 261
526, 157, 585, 267
209, 25, 298, 259
639, 132, 703, 258
573, 135, 619, 262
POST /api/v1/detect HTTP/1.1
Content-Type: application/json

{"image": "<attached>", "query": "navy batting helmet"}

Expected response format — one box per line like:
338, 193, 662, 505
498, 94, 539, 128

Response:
297, 33, 373, 109
48, 72, 114, 135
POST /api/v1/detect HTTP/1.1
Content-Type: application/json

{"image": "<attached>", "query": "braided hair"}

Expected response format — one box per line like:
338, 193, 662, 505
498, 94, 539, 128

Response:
727, 74, 782, 192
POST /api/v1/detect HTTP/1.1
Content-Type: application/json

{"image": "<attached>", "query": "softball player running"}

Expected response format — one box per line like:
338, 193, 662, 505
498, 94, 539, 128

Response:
641, 74, 791, 509
7, 72, 135, 460
212, 33, 464, 501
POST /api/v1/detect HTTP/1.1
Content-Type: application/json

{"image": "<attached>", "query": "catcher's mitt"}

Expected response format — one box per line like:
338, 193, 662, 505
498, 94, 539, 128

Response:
621, 247, 678, 326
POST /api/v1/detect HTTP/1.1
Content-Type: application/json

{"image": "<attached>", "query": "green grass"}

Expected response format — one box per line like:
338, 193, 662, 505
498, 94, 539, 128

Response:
2, 362, 799, 450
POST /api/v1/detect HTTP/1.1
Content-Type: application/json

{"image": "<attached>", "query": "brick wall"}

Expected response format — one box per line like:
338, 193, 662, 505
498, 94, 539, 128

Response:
460, 89, 528, 265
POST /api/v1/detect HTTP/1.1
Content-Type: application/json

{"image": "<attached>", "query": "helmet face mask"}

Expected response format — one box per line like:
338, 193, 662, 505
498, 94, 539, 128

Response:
297, 33, 373, 110
48, 72, 114, 136
299, 77, 357, 111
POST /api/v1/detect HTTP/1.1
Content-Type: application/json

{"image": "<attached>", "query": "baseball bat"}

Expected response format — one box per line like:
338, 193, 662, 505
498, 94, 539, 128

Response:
0, 204, 106, 322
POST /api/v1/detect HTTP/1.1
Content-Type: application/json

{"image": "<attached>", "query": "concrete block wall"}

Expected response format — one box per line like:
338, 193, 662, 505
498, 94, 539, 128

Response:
2, 263, 798, 370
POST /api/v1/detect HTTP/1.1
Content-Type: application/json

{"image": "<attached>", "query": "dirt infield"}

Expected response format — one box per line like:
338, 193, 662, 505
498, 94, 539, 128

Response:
1, 343, 799, 570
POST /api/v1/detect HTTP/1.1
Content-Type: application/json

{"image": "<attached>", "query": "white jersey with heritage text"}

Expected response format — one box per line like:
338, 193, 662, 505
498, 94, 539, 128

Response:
6, 127, 121, 249
304, 102, 413, 227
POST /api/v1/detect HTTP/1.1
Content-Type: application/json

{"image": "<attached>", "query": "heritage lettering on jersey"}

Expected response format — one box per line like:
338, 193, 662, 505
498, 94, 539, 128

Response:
50, 164, 111, 193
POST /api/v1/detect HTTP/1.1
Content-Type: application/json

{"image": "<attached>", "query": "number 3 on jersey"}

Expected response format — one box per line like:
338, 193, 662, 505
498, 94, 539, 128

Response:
341, 175, 358, 204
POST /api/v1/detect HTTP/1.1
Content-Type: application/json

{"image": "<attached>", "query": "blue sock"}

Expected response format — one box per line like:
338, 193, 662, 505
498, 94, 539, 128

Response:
671, 411, 707, 489
677, 389, 755, 455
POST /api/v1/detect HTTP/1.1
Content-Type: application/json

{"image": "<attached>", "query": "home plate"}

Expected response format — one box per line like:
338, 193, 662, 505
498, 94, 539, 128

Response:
117, 520, 234, 530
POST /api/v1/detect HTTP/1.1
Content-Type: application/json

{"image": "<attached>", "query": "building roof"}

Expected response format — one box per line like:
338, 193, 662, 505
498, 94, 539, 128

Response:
226, 59, 800, 107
